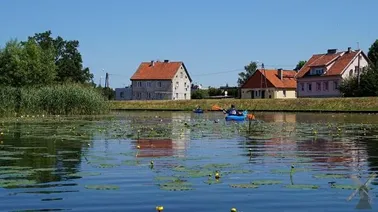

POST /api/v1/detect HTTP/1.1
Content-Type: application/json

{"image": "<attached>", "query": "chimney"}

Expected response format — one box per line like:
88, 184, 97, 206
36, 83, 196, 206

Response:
327, 49, 337, 54
150, 60, 154, 66
164, 59, 169, 63
347, 47, 352, 53
278, 68, 283, 80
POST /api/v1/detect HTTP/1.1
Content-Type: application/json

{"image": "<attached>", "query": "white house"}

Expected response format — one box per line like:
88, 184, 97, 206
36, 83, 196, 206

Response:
130, 60, 192, 100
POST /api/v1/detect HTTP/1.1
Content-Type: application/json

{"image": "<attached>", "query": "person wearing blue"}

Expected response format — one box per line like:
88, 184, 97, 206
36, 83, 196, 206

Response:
224, 105, 242, 115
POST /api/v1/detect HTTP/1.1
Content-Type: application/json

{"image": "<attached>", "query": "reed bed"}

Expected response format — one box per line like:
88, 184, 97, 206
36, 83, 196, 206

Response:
0, 84, 109, 117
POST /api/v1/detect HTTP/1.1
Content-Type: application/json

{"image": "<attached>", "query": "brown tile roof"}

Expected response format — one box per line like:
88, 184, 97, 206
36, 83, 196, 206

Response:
241, 69, 297, 89
130, 61, 192, 81
296, 50, 363, 78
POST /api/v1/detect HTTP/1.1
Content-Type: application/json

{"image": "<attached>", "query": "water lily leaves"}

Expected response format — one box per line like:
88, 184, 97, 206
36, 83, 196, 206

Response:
66, 172, 101, 178
203, 163, 234, 169
0, 156, 22, 160
230, 184, 259, 189
251, 180, 282, 185
271, 168, 310, 174
122, 160, 142, 166
0, 179, 37, 188
33, 168, 58, 172
154, 176, 180, 182
186, 170, 214, 178
172, 165, 191, 172
223, 170, 253, 175
313, 173, 349, 179
330, 184, 371, 190
204, 179, 222, 185
284, 184, 319, 190
159, 181, 193, 191
85, 184, 119, 190
93, 163, 119, 168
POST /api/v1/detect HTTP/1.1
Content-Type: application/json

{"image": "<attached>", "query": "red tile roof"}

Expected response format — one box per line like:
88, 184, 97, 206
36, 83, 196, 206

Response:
130, 61, 192, 81
296, 50, 364, 78
241, 69, 297, 89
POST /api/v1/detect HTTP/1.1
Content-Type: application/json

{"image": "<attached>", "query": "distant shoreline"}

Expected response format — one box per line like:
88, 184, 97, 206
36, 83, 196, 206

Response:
109, 98, 378, 114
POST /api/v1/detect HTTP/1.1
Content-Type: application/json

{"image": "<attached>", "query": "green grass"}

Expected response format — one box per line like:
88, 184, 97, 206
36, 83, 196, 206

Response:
109, 98, 378, 112
0, 84, 109, 117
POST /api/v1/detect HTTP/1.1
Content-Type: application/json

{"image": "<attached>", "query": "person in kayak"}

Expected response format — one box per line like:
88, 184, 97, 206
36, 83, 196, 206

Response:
224, 105, 242, 116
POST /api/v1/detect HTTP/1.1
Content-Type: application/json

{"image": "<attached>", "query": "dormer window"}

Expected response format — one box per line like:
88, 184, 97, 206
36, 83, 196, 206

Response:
310, 68, 324, 76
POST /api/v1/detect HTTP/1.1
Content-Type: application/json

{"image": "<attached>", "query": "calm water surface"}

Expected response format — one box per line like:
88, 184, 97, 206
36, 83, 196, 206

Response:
1, 111, 378, 212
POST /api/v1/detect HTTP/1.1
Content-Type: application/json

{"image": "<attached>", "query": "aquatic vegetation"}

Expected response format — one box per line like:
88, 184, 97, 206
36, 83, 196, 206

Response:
154, 176, 181, 182
284, 184, 319, 190
330, 184, 371, 190
0, 179, 37, 188
251, 180, 282, 185
159, 180, 193, 191
85, 184, 120, 190
66, 172, 102, 177
230, 184, 259, 189
271, 168, 311, 174
313, 173, 349, 179
94, 163, 119, 168
223, 170, 253, 175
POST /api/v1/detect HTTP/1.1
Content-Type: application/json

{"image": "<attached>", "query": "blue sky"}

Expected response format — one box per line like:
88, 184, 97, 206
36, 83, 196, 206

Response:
1, 0, 377, 88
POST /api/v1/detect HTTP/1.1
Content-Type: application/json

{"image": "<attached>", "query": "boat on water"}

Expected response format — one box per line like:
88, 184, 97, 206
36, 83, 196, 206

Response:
225, 110, 248, 121
193, 109, 204, 113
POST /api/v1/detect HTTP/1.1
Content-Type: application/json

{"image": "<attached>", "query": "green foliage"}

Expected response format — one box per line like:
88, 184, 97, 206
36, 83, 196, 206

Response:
368, 39, 378, 67
29, 30, 94, 84
0, 39, 56, 87
0, 84, 109, 117
238, 61, 258, 86
339, 66, 378, 97
294, 60, 307, 71
97, 87, 115, 100
191, 89, 209, 99
208, 87, 223, 96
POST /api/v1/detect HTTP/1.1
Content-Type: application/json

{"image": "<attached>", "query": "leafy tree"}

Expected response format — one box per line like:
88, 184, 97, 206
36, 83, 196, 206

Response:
29, 30, 93, 83
0, 39, 56, 87
294, 60, 307, 72
237, 62, 257, 86
191, 89, 208, 99
368, 39, 378, 67
339, 66, 378, 97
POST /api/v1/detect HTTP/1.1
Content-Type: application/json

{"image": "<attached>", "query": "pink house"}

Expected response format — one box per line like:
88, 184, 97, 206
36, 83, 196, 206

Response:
296, 47, 369, 98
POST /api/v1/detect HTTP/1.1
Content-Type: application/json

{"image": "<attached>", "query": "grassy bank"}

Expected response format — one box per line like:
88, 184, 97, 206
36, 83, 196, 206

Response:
110, 98, 378, 113
0, 84, 109, 117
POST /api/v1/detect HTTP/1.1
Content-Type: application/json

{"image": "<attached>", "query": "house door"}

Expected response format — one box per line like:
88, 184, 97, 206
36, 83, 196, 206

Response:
251, 91, 255, 99
261, 90, 266, 99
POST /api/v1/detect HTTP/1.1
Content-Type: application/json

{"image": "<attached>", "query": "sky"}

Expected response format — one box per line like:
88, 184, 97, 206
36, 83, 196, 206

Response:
0, 0, 377, 88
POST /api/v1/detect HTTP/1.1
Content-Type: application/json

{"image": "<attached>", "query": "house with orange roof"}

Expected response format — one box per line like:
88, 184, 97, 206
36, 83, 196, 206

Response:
240, 69, 297, 99
130, 60, 192, 100
296, 47, 369, 98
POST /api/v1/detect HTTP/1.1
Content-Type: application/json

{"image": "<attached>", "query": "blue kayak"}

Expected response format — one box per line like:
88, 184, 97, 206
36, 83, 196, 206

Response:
225, 110, 248, 121
193, 109, 204, 113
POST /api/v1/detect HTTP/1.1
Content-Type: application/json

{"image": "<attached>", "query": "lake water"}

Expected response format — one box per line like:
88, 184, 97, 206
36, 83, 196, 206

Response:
1, 111, 378, 212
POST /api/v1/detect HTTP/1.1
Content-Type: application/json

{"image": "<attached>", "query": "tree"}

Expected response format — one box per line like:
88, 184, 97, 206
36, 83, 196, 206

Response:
237, 61, 257, 86
0, 39, 56, 87
294, 60, 307, 72
29, 30, 94, 84
338, 66, 378, 97
368, 39, 378, 67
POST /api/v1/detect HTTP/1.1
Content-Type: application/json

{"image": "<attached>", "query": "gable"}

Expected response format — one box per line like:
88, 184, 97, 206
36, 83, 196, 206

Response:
241, 69, 296, 89
241, 70, 274, 89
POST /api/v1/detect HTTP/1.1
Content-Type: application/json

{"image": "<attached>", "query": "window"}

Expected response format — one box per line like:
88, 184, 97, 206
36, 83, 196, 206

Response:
300, 83, 304, 91
136, 92, 141, 99
157, 81, 162, 87
323, 81, 328, 91
176, 81, 179, 88
333, 81, 338, 90
137, 81, 142, 87
283, 89, 286, 97
316, 82, 321, 91
175, 93, 178, 99
349, 69, 353, 77
308, 83, 312, 91
310, 68, 324, 75
255, 90, 258, 96
184, 93, 187, 99
180, 72, 183, 78
120, 92, 124, 98
147, 81, 151, 87
147, 93, 151, 99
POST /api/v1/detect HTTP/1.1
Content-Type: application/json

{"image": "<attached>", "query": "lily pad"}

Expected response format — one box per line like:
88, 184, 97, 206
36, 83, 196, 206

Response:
313, 173, 349, 179
284, 184, 319, 190
159, 181, 193, 191
66, 172, 101, 177
0, 157, 22, 160
0, 179, 37, 188
203, 163, 234, 169
85, 184, 119, 190
186, 170, 213, 178
251, 180, 282, 185
204, 179, 222, 185
94, 163, 119, 168
230, 184, 259, 189
271, 168, 310, 174
172, 166, 191, 172
33, 168, 58, 172
223, 170, 253, 175
330, 184, 371, 190
154, 176, 180, 182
